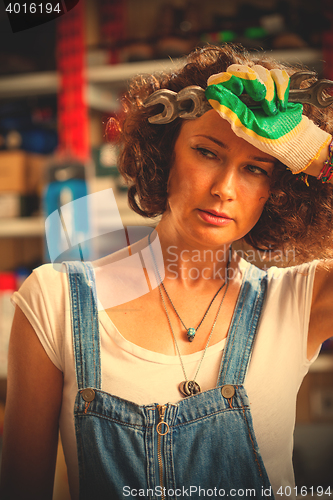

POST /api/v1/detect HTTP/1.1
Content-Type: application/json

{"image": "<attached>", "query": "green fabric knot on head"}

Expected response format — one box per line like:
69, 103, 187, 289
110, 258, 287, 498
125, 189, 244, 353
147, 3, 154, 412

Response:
205, 64, 303, 143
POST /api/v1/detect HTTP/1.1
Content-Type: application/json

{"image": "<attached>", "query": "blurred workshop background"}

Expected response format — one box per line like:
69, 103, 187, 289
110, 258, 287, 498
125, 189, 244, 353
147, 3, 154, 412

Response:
0, 0, 332, 498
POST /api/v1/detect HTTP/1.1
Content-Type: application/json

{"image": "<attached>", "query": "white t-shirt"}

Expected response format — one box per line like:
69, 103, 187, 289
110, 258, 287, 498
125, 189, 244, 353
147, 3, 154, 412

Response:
11, 256, 319, 500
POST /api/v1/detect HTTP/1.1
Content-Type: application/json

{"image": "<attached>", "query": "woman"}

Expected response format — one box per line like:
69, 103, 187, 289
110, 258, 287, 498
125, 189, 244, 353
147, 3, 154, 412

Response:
1, 44, 333, 500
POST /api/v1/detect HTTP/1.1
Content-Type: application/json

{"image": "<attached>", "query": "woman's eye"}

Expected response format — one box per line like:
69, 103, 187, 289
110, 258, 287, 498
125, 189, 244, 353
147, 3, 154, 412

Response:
194, 147, 217, 159
247, 165, 268, 175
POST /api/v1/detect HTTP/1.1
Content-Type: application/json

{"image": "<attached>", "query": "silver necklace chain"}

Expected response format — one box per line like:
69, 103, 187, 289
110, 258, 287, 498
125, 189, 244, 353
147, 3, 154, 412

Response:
158, 278, 229, 396
160, 279, 226, 342
148, 232, 230, 397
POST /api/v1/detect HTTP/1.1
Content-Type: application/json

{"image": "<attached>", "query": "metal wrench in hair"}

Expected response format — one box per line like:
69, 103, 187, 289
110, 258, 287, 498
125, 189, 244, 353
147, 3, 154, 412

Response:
144, 71, 333, 124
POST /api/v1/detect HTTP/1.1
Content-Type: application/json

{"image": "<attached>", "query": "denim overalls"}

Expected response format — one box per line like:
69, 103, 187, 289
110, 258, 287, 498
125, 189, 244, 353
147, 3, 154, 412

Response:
66, 261, 274, 500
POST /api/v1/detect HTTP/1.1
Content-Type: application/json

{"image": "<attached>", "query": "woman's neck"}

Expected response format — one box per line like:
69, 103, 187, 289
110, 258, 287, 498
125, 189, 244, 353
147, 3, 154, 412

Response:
154, 220, 232, 288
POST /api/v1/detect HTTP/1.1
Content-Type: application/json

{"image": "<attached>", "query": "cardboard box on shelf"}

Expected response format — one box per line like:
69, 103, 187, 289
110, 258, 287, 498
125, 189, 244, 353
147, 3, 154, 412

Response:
0, 150, 47, 195
0, 193, 21, 218
0, 151, 26, 194
26, 153, 47, 195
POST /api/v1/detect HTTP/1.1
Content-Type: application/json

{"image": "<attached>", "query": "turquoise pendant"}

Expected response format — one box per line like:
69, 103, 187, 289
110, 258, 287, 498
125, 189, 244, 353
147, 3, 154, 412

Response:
187, 328, 196, 342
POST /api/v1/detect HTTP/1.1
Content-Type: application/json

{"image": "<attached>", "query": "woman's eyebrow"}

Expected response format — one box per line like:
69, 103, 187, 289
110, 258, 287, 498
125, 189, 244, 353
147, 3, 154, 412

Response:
193, 135, 230, 150
250, 156, 276, 164
194, 135, 276, 164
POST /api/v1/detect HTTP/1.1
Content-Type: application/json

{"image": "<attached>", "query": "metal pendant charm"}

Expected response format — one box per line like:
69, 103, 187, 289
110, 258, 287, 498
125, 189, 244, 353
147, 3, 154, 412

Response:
187, 327, 196, 342
179, 380, 201, 397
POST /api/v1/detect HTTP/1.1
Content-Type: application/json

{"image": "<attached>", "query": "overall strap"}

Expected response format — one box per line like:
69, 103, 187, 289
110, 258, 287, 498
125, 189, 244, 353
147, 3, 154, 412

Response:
218, 263, 267, 386
65, 261, 101, 390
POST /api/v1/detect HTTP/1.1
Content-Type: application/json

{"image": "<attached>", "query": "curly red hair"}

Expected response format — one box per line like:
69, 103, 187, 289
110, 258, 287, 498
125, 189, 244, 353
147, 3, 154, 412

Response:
108, 44, 333, 262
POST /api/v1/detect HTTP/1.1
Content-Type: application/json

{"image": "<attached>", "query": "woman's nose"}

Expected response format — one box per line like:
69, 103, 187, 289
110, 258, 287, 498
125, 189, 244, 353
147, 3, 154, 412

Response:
210, 166, 237, 200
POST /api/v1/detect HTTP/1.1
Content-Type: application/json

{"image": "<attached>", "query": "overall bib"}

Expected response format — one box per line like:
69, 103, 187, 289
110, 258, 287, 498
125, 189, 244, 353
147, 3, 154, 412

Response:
66, 261, 274, 500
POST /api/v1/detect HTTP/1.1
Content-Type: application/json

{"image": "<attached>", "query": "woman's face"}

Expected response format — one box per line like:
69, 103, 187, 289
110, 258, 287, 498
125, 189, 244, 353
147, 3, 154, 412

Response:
165, 110, 276, 249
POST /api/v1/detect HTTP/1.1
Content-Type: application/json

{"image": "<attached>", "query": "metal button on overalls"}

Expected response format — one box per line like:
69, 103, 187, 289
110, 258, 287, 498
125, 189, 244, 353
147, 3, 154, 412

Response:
221, 384, 235, 399
81, 388, 95, 402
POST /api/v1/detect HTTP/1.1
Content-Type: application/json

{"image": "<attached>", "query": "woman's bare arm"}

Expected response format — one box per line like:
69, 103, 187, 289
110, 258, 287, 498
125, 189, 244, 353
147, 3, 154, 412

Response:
308, 260, 333, 359
0, 306, 63, 500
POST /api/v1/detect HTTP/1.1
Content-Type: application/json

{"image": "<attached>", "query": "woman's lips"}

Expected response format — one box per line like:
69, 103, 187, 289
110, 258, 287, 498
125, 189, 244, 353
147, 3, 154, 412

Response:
198, 209, 233, 226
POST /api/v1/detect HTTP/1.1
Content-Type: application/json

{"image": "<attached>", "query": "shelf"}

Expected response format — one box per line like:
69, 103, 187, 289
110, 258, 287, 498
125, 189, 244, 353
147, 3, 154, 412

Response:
0, 71, 59, 98
87, 58, 185, 84
260, 48, 323, 69
0, 49, 323, 100
0, 203, 154, 238
0, 58, 183, 99
0, 216, 45, 237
